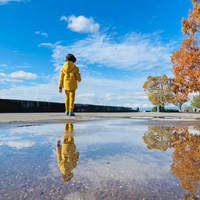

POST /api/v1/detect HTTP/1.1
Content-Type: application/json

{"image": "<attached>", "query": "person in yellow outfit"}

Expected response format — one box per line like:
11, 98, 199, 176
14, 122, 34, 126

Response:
56, 123, 79, 182
58, 54, 81, 116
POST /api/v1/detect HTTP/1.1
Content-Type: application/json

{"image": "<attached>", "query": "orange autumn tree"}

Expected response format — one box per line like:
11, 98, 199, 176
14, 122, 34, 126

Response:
182, 0, 200, 37
143, 75, 173, 107
170, 92, 189, 111
171, 37, 200, 93
169, 78, 189, 110
171, 0, 200, 93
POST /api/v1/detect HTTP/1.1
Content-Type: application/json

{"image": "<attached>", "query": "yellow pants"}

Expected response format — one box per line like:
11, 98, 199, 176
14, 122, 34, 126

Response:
65, 90, 75, 111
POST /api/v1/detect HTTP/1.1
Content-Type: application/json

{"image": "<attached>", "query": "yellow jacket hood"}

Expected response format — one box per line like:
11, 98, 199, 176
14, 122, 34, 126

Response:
58, 61, 81, 90
62, 61, 76, 73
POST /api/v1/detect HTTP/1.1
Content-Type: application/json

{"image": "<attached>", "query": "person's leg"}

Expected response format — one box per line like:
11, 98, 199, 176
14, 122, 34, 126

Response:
65, 90, 69, 115
69, 90, 75, 116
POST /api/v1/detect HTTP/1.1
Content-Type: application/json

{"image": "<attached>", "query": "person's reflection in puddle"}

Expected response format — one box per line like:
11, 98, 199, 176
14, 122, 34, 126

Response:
57, 123, 79, 182
143, 126, 200, 200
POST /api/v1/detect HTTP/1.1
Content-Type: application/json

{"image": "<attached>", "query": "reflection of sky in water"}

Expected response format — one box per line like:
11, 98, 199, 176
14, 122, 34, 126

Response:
0, 119, 199, 199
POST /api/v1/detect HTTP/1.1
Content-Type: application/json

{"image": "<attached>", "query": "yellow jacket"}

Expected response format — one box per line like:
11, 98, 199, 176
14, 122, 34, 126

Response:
58, 61, 81, 91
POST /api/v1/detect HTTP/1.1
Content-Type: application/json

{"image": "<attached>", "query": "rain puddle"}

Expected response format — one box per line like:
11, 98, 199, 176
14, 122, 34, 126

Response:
131, 116, 188, 119
0, 119, 200, 200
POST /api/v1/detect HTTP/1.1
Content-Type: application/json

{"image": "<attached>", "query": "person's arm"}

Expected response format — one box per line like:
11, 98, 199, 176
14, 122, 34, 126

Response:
58, 69, 64, 92
75, 68, 81, 82
56, 140, 62, 166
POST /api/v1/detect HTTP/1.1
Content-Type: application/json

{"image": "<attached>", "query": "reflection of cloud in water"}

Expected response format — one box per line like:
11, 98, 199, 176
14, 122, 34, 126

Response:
9, 125, 64, 137
76, 153, 172, 184
49, 149, 61, 178
48, 120, 173, 188
188, 126, 200, 135
0, 136, 21, 140
0, 134, 36, 149
0, 140, 36, 149
50, 132, 173, 184
61, 152, 177, 200
7, 120, 148, 148
63, 191, 96, 200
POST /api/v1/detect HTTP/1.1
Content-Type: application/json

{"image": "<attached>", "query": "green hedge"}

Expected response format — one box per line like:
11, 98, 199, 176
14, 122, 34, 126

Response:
151, 106, 179, 112
164, 109, 179, 112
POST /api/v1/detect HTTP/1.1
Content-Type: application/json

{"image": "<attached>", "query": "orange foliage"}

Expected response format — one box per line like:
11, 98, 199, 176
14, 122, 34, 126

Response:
171, 37, 200, 93
169, 78, 189, 110
170, 93, 188, 110
171, 0, 200, 93
182, 0, 200, 36
143, 75, 172, 106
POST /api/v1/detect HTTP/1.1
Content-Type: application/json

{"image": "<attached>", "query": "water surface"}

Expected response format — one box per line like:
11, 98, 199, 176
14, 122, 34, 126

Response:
0, 119, 200, 200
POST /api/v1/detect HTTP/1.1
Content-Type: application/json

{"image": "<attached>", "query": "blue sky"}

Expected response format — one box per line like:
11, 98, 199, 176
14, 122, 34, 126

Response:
0, 0, 193, 109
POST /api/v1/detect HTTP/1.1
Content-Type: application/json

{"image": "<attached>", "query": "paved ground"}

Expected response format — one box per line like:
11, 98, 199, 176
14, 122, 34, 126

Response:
0, 111, 200, 123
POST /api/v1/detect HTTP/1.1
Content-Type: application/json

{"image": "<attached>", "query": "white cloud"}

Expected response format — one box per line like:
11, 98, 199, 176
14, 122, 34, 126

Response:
0, 72, 153, 108
60, 15, 100, 33
2, 31, 177, 108
9, 71, 38, 80
1, 30, 176, 108
38, 41, 61, 48
0, 78, 23, 83
35, 30, 48, 38
60, 16, 68, 21
0, 0, 29, 5
0, 64, 7, 67
0, 73, 7, 78
15, 65, 32, 68
39, 32, 175, 72
0, 71, 38, 82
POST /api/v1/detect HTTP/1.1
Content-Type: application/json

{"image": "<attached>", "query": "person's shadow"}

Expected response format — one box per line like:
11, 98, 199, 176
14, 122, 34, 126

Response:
56, 123, 79, 182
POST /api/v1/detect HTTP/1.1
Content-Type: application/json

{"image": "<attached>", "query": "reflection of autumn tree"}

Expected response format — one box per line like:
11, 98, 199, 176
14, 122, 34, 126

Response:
171, 127, 200, 198
193, 125, 200, 130
182, 193, 198, 200
142, 126, 175, 151
143, 126, 200, 199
